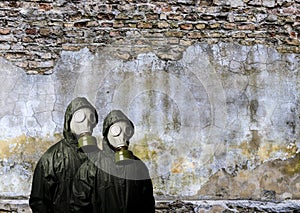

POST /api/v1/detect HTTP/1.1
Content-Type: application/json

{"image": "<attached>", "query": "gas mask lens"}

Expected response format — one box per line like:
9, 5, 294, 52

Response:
124, 126, 133, 137
73, 110, 86, 123
110, 125, 121, 136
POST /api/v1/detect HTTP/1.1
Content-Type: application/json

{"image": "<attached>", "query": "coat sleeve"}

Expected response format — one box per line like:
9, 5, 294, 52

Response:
134, 160, 156, 213
142, 178, 156, 213
29, 159, 56, 213
70, 163, 93, 213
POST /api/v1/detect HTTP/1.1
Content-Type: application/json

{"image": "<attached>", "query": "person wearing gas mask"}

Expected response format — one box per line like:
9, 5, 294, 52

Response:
29, 97, 98, 213
70, 110, 155, 213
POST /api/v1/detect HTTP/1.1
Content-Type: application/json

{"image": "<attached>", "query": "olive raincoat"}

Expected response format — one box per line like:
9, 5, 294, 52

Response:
70, 110, 155, 213
29, 97, 98, 213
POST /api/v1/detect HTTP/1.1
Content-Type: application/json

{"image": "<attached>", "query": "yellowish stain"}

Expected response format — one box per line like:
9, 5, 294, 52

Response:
170, 157, 195, 174
171, 157, 184, 174
238, 141, 252, 157
285, 142, 299, 157
0, 134, 62, 162
257, 143, 281, 162
235, 140, 298, 163
132, 143, 158, 161
283, 153, 300, 176
258, 142, 298, 162
131, 134, 165, 161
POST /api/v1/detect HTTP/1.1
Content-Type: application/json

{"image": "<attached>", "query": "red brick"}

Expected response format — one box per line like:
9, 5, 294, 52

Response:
39, 3, 52, 11
137, 22, 152, 29
195, 23, 206, 30
165, 31, 184, 37
179, 23, 193, 30
158, 21, 170, 29
222, 23, 236, 30
113, 21, 125, 28
109, 30, 120, 37
161, 5, 172, 12
237, 24, 256, 30
101, 22, 114, 27
116, 13, 130, 20
146, 14, 159, 20
209, 23, 221, 29
74, 21, 88, 28
39, 28, 50, 36
97, 13, 115, 20
25, 28, 38, 35
187, 32, 202, 39
0, 28, 10, 35
133, 15, 144, 20
168, 14, 184, 21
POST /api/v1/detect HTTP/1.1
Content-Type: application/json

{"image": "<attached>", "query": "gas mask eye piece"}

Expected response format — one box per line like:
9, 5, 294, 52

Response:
124, 126, 133, 137
89, 113, 96, 125
73, 110, 86, 123
110, 125, 122, 137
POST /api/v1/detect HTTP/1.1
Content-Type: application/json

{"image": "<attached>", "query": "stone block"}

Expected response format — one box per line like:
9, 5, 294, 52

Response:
222, 23, 236, 29
195, 23, 206, 29
157, 21, 170, 29
179, 23, 194, 30
164, 30, 184, 37
237, 24, 256, 30
0, 35, 16, 42
0, 44, 10, 50
113, 21, 125, 28
137, 22, 153, 29
116, 12, 131, 20
187, 32, 202, 39
209, 23, 221, 29
0, 28, 11, 35
39, 28, 50, 36
262, 0, 276, 7
167, 14, 184, 21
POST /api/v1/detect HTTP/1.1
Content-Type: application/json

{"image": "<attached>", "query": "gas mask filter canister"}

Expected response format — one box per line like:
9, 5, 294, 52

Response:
107, 121, 134, 165
70, 108, 98, 152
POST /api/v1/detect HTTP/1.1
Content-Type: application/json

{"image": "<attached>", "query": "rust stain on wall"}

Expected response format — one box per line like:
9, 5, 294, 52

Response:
198, 152, 300, 200
283, 153, 300, 176
171, 157, 184, 174
131, 135, 162, 161
0, 134, 62, 164
235, 140, 298, 163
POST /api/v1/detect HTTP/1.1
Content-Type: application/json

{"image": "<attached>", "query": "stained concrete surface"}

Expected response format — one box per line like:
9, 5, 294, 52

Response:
0, 43, 298, 202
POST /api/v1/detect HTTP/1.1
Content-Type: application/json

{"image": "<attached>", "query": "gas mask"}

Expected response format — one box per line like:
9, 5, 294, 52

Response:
107, 121, 134, 165
70, 108, 98, 152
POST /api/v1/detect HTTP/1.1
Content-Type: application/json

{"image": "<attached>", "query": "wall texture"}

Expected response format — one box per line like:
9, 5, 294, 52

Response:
0, 0, 299, 211
0, 0, 299, 74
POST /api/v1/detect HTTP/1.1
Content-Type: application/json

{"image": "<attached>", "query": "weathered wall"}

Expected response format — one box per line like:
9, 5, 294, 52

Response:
0, 0, 299, 74
0, 0, 300, 211
0, 43, 299, 200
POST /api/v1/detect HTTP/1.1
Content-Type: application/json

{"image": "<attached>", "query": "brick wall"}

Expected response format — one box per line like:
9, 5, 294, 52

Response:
0, 1, 300, 212
0, 0, 299, 74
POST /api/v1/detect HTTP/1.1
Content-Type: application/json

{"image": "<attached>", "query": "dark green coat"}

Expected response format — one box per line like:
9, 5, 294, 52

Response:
29, 97, 98, 213
71, 109, 154, 213
70, 141, 155, 213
